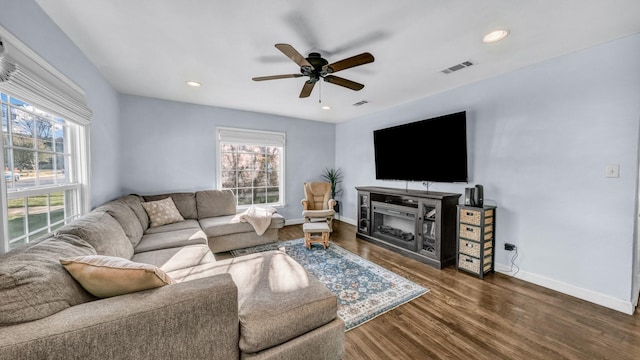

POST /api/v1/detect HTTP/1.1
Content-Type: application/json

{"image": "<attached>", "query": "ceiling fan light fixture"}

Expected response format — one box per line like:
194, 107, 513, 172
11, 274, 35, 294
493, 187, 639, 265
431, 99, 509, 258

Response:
186, 81, 202, 87
482, 29, 510, 43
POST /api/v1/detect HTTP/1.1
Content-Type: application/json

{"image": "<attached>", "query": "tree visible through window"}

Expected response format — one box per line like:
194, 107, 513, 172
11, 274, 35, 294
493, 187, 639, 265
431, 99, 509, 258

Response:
217, 128, 285, 207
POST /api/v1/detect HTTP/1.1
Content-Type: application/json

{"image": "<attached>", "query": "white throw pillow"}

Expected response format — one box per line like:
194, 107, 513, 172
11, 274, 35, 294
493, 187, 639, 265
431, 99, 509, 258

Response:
60, 255, 176, 298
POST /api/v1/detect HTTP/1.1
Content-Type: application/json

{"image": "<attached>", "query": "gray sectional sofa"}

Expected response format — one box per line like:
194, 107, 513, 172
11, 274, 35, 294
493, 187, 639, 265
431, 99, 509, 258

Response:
0, 189, 345, 360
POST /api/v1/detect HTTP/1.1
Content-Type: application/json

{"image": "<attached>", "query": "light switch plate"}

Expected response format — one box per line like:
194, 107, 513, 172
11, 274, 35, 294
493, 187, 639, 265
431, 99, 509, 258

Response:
605, 164, 620, 178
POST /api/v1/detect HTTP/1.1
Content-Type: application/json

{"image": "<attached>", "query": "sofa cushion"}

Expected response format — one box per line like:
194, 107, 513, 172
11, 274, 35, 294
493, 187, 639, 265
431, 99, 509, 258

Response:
167, 250, 337, 353
96, 201, 144, 247
143, 192, 198, 220
0, 234, 96, 325
118, 194, 150, 230
143, 219, 201, 235
131, 244, 216, 272
196, 189, 236, 219
60, 255, 176, 298
141, 197, 185, 228
199, 213, 286, 238
134, 228, 208, 254
57, 211, 134, 259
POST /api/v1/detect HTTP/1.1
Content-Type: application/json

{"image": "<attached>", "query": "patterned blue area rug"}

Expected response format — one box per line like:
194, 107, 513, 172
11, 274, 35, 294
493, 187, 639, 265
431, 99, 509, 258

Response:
231, 238, 429, 331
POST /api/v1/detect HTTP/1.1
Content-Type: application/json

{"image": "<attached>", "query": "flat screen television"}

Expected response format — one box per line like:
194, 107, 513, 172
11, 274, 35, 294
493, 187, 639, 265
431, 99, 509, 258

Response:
373, 111, 468, 182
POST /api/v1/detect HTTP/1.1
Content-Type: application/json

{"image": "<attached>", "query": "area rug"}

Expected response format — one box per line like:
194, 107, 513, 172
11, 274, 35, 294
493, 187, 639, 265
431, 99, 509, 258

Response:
231, 238, 428, 331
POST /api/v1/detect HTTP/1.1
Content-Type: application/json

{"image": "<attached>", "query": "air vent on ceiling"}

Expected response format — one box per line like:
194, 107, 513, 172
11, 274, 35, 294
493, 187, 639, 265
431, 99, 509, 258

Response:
441, 60, 475, 74
352, 100, 369, 106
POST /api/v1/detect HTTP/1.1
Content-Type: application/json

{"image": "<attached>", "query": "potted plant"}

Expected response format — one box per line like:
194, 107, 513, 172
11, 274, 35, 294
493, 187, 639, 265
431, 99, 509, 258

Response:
322, 168, 343, 213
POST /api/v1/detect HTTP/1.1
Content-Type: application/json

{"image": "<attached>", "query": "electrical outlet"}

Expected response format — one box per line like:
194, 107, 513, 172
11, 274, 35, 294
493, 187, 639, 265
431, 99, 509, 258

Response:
504, 243, 515, 251
605, 164, 620, 178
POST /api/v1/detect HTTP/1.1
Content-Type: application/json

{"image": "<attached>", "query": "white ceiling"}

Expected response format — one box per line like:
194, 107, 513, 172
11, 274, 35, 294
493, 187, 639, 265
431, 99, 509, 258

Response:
36, 0, 640, 123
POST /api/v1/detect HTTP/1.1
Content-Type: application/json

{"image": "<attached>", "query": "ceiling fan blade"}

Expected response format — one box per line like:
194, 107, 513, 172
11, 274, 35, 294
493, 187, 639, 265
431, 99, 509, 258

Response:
325, 52, 375, 73
252, 74, 303, 81
299, 80, 316, 98
323, 75, 364, 91
275, 43, 312, 68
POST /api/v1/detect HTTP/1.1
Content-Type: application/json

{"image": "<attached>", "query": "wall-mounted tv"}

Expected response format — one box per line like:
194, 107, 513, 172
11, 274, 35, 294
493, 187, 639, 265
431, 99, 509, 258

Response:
373, 111, 468, 183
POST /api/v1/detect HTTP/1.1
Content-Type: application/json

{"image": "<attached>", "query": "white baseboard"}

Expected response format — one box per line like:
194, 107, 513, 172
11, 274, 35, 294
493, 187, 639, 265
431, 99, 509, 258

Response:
495, 263, 635, 315
284, 216, 357, 226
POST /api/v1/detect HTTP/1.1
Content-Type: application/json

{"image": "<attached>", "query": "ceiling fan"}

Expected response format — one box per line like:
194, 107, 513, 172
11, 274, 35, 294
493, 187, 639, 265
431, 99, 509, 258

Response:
252, 43, 374, 98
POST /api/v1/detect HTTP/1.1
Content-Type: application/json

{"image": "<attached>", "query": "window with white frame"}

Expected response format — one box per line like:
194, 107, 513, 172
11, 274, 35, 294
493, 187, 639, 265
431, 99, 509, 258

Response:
2, 93, 84, 249
217, 127, 285, 208
0, 28, 92, 253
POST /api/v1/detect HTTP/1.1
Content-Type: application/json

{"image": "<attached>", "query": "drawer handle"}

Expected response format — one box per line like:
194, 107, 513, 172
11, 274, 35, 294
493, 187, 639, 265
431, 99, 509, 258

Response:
466, 227, 474, 231
465, 259, 473, 263
466, 243, 473, 248
466, 212, 474, 216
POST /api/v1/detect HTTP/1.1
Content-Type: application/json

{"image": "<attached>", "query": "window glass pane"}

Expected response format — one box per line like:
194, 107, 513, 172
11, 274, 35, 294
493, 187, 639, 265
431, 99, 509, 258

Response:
2, 103, 7, 145
237, 188, 253, 205
55, 155, 68, 184
36, 117, 54, 152
253, 188, 267, 204
220, 151, 237, 169
267, 187, 280, 203
13, 148, 34, 173
221, 170, 236, 188
237, 170, 253, 187
28, 194, 49, 235
8, 198, 26, 241
11, 107, 35, 149
54, 121, 65, 152
238, 152, 253, 170
50, 191, 65, 224
267, 171, 279, 187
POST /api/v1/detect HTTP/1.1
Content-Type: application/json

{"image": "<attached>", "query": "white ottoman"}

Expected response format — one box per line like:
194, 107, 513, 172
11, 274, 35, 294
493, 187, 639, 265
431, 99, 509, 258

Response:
303, 222, 330, 249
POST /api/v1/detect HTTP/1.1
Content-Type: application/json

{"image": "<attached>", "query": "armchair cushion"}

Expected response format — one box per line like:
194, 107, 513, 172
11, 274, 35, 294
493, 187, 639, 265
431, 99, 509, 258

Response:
302, 209, 335, 218
303, 182, 333, 210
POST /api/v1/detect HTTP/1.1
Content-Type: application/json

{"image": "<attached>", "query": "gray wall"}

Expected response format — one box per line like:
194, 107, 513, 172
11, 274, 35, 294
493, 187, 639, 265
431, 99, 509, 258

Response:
337, 34, 640, 307
0, 0, 121, 207
118, 94, 335, 221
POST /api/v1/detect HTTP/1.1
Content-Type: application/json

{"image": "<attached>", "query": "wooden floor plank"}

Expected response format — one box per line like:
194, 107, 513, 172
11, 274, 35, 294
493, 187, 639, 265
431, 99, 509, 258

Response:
279, 221, 640, 360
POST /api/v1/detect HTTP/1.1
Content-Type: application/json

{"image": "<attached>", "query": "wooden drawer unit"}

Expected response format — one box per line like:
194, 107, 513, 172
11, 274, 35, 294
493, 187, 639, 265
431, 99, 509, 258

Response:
456, 205, 497, 279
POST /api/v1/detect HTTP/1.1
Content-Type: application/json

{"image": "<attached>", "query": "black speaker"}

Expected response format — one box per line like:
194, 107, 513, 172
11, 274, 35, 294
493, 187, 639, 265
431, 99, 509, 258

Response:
474, 184, 484, 207
464, 188, 475, 206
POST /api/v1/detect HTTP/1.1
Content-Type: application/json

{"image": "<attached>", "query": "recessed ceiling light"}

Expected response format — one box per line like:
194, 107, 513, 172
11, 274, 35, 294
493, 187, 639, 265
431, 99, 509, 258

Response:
321, 105, 331, 110
186, 81, 202, 87
483, 29, 510, 43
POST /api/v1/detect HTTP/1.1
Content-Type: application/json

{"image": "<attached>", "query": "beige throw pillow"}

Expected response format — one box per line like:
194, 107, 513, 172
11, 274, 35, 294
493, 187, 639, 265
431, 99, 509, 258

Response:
141, 197, 185, 227
60, 255, 176, 298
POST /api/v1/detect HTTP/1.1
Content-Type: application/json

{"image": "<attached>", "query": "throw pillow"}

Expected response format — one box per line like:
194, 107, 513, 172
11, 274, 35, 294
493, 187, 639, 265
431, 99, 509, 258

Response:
60, 255, 176, 298
141, 197, 185, 227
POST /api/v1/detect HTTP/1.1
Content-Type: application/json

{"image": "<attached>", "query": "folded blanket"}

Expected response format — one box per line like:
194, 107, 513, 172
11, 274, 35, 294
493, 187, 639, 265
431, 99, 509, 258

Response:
231, 205, 277, 235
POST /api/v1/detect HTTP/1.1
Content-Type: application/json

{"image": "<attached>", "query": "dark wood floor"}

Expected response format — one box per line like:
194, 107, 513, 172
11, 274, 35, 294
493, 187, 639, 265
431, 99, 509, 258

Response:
280, 221, 640, 360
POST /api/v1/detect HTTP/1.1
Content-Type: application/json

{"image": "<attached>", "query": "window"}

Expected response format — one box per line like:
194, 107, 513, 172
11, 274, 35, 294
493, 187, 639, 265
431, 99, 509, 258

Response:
2, 93, 84, 249
1, 27, 91, 253
217, 127, 285, 208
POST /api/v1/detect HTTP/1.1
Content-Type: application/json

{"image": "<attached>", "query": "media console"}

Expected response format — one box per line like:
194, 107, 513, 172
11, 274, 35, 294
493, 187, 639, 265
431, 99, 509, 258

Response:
356, 186, 461, 269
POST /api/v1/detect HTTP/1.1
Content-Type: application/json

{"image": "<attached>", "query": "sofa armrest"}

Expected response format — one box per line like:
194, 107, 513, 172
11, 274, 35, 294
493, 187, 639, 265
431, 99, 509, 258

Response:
0, 274, 239, 360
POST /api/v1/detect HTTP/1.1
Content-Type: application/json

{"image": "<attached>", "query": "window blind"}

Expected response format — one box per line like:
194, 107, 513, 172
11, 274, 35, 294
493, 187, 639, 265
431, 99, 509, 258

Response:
0, 26, 92, 125
218, 127, 286, 147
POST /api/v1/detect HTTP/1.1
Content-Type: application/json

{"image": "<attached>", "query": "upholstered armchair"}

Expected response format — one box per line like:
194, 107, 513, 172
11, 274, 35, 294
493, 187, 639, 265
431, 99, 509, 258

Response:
301, 182, 336, 231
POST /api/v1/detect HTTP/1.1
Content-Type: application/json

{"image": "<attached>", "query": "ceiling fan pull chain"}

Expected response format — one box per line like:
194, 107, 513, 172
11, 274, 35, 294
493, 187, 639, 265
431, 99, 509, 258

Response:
319, 80, 322, 103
